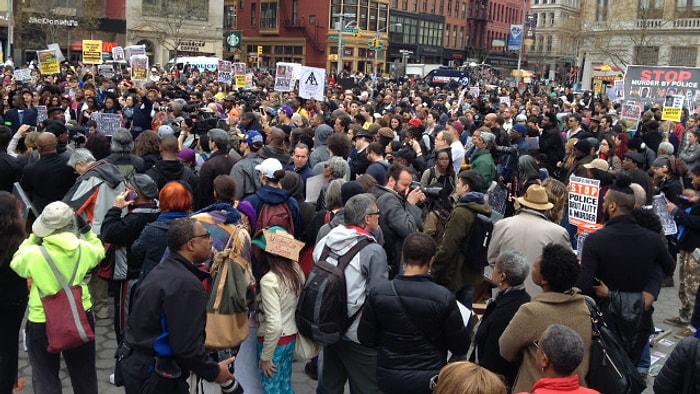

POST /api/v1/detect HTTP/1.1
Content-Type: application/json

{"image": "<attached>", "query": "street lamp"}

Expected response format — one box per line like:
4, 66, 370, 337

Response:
333, 13, 355, 75
373, 23, 400, 77
515, 0, 528, 88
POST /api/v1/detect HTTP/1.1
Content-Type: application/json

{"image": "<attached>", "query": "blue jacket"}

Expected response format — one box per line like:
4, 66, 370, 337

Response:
243, 185, 303, 237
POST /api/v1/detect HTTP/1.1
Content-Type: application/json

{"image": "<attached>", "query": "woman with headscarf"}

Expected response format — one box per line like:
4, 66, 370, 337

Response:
469, 129, 497, 192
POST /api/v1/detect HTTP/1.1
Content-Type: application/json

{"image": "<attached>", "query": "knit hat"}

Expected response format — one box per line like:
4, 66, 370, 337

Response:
341, 181, 365, 204
573, 139, 592, 154
512, 124, 527, 136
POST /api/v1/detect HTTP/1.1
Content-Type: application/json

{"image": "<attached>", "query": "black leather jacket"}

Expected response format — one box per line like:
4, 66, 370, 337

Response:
654, 337, 700, 394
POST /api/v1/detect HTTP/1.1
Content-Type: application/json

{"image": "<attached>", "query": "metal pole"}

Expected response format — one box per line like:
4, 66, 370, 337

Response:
374, 31, 379, 77
337, 15, 343, 75
515, 0, 527, 88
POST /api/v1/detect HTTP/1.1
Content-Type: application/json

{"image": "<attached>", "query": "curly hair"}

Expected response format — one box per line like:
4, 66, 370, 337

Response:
542, 178, 566, 225
326, 132, 351, 159
134, 130, 161, 157
539, 243, 580, 293
0, 192, 26, 267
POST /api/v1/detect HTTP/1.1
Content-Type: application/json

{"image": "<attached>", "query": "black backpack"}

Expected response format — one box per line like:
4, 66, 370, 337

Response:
462, 207, 494, 270
295, 238, 372, 346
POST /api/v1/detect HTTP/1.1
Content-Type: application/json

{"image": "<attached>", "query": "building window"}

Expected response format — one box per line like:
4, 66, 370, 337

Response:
447, 0, 452, 15
440, 0, 445, 14
240, 0, 244, 9
260, 1, 278, 29
251, 3, 257, 26
639, 0, 664, 18
423, 0, 428, 11
549, 12, 554, 26
413, 0, 419, 11
360, 0, 369, 30
403, 0, 408, 9
452, 25, 457, 47
431, 0, 436, 13
596, 0, 609, 21
460, 26, 464, 47
545, 35, 552, 51
224, 5, 236, 29
143, 0, 209, 20
670, 46, 697, 66
445, 24, 450, 46
635, 45, 659, 64
392, 0, 397, 7
379, 4, 388, 31
676, 0, 700, 17
461, 2, 466, 17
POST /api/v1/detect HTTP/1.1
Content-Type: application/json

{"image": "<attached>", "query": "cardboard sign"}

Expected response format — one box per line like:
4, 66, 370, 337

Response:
37, 50, 59, 74
112, 46, 125, 63
568, 176, 600, 226
130, 55, 149, 82
262, 229, 305, 262
82, 40, 103, 64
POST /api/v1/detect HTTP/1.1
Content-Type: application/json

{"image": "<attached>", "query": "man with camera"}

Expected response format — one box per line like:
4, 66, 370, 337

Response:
373, 163, 425, 277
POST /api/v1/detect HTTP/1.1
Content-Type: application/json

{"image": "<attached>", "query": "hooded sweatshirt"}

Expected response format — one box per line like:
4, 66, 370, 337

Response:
314, 225, 388, 342
309, 124, 333, 168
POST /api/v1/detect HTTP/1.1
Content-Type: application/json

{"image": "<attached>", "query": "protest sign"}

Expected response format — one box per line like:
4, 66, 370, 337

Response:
14, 68, 31, 83
661, 95, 684, 122
217, 60, 232, 84
299, 66, 325, 101
130, 55, 149, 82
624, 65, 700, 109
82, 40, 103, 64
620, 101, 643, 130
233, 63, 246, 75
47, 43, 65, 62
469, 86, 480, 98
112, 46, 125, 63
13, 182, 38, 220
568, 176, 600, 226
93, 112, 122, 136
37, 50, 59, 74
614, 79, 625, 101
235, 75, 246, 88
245, 73, 254, 90
36, 106, 47, 123
653, 194, 677, 236
499, 96, 511, 106
261, 229, 305, 262
125, 45, 146, 60
487, 182, 509, 217
98, 64, 115, 79
274, 63, 295, 92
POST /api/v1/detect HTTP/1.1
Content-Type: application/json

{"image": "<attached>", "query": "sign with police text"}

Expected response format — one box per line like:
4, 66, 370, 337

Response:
624, 65, 700, 109
568, 176, 600, 226
37, 50, 59, 74
82, 40, 103, 64
299, 66, 325, 101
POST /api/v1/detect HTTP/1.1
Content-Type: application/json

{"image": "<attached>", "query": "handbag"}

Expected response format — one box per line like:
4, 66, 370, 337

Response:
293, 332, 320, 361
205, 225, 254, 349
583, 296, 646, 394
38, 245, 95, 353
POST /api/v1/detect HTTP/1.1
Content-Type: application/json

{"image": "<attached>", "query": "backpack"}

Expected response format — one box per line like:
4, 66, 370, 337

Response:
295, 238, 372, 346
255, 201, 295, 236
462, 206, 494, 270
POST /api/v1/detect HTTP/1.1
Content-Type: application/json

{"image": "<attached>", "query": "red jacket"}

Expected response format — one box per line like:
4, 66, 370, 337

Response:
518, 375, 600, 394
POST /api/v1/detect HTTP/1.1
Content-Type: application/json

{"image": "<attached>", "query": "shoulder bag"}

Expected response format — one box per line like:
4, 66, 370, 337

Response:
583, 296, 646, 394
38, 245, 95, 353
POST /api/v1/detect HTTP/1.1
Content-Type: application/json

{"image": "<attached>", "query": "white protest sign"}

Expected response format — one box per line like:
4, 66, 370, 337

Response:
47, 43, 65, 62
469, 86, 480, 98
217, 60, 232, 85
274, 63, 295, 92
653, 194, 677, 236
98, 64, 115, 78
125, 45, 146, 60
112, 46, 126, 63
299, 66, 325, 101
14, 68, 31, 83
36, 106, 47, 123
499, 96, 511, 106
245, 73, 254, 90
568, 176, 600, 226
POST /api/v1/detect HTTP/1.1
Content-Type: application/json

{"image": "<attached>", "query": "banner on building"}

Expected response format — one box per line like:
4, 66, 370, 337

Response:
217, 60, 232, 84
507, 24, 523, 51
130, 55, 149, 82
299, 66, 325, 101
82, 40, 103, 64
624, 65, 700, 111
37, 50, 59, 74
568, 176, 600, 226
274, 63, 296, 92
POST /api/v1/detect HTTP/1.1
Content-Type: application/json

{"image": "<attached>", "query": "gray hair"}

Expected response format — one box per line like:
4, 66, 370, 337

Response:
540, 324, 585, 376
495, 250, 529, 286
111, 129, 134, 154
67, 148, 96, 168
344, 193, 376, 226
326, 178, 346, 210
658, 141, 674, 156
208, 128, 229, 151
480, 131, 496, 149
327, 156, 348, 180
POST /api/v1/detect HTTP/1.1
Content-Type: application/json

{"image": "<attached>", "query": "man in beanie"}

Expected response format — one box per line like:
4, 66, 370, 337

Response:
45, 121, 72, 158
578, 175, 675, 365
104, 128, 145, 178
196, 128, 238, 209
11, 201, 105, 393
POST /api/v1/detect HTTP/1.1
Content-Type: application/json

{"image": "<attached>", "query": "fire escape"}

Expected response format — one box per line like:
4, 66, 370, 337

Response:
279, 1, 325, 53
467, 0, 489, 59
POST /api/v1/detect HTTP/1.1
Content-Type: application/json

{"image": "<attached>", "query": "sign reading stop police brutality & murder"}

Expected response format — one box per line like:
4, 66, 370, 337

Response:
568, 176, 600, 226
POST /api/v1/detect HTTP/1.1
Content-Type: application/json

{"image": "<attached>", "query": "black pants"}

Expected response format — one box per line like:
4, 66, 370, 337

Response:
26, 311, 97, 394
0, 298, 27, 394
121, 351, 189, 394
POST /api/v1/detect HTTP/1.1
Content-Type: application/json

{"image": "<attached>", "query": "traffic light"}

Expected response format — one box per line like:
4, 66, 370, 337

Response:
257, 45, 263, 56
372, 38, 379, 48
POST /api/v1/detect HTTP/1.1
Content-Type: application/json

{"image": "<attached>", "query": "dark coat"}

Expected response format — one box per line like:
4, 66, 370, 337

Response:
470, 288, 531, 388
123, 252, 219, 383
539, 124, 565, 172
4, 108, 37, 134
195, 150, 237, 210
350, 149, 370, 179
358, 274, 470, 394
101, 204, 160, 279
578, 215, 676, 297
146, 159, 198, 193
0, 151, 22, 192
673, 201, 700, 252
20, 152, 77, 213
653, 337, 700, 394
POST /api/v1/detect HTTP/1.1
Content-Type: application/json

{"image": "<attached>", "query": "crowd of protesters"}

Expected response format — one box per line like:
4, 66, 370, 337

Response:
0, 58, 699, 394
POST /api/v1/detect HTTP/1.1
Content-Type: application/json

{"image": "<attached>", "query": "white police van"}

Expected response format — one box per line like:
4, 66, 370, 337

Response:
166, 56, 220, 73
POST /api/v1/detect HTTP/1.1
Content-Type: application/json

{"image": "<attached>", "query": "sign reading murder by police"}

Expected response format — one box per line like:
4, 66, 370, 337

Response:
624, 65, 700, 109
568, 176, 600, 226
82, 40, 103, 64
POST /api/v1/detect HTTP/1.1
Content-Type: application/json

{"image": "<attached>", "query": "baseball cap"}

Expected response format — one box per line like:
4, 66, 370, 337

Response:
408, 118, 423, 128
280, 105, 293, 117
157, 124, 175, 138
255, 158, 283, 179
243, 130, 264, 146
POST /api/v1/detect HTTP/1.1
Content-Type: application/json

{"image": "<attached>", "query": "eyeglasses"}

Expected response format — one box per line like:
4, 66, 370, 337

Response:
366, 211, 380, 217
191, 232, 211, 241
533, 340, 540, 348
